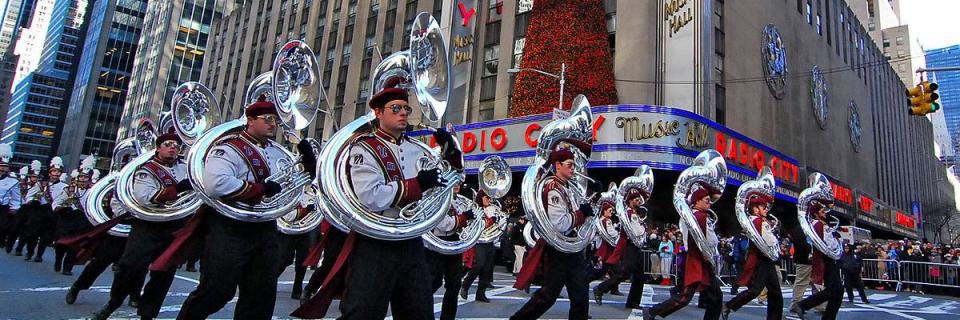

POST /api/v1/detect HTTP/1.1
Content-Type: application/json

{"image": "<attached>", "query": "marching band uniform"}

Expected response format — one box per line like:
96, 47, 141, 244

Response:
792, 202, 843, 320
4, 166, 27, 253
293, 88, 453, 319
595, 188, 651, 309
0, 144, 21, 255
65, 191, 141, 306
93, 132, 190, 320
646, 183, 723, 320
512, 149, 593, 320
20, 160, 52, 261
176, 99, 289, 320
430, 192, 474, 320
51, 157, 94, 275
460, 190, 500, 303
722, 194, 782, 320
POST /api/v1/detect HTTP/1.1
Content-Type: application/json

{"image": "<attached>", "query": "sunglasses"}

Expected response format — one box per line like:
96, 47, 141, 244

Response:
256, 114, 278, 124
160, 141, 181, 149
386, 103, 413, 115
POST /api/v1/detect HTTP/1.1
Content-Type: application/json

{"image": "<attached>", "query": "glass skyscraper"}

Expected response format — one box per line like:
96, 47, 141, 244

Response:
926, 45, 960, 155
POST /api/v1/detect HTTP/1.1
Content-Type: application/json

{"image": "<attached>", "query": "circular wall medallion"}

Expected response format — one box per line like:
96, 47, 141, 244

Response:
762, 24, 788, 99
848, 100, 862, 153
810, 65, 828, 130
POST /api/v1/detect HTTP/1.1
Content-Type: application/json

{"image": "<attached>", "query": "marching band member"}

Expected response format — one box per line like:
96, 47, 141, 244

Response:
721, 193, 782, 320
92, 130, 191, 320
431, 182, 475, 320
51, 157, 93, 275
19, 160, 50, 261
5, 166, 28, 253
63, 152, 140, 306
460, 189, 499, 303
0, 144, 21, 255
644, 182, 724, 320
595, 186, 650, 309
790, 202, 843, 320
176, 96, 311, 319
293, 87, 458, 319
511, 147, 595, 320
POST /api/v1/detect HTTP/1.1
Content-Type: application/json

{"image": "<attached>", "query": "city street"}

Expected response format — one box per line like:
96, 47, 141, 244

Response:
0, 249, 957, 319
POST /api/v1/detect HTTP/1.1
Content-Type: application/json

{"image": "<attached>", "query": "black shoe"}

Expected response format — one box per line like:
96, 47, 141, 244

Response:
790, 304, 806, 320
593, 289, 603, 305
291, 287, 302, 300
62, 270, 73, 276
23, 254, 31, 261
65, 286, 79, 304
128, 299, 139, 308
611, 289, 624, 296
523, 286, 530, 294
862, 300, 871, 304
186, 265, 197, 272
32, 257, 41, 263
459, 287, 468, 300
720, 305, 731, 320
91, 305, 119, 320
475, 294, 490, 303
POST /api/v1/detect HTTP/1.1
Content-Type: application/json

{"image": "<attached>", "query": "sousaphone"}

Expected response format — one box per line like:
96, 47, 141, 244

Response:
594, 183, 621, 247
476, 156, 511, 243
115, 83, 214, 221
316, 12, 462, 240
735, 166, 781, 261
673, 149, 726, 274
187, 40, 321, 222
520, 95, 597, 253
616, 166, 653, 247
83, 138, 140, 236
797, 172, 842, 260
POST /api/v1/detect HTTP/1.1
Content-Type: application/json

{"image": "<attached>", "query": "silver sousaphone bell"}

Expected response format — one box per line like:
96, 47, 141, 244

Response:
83, 138, 141, 237
187, 40, 322, 223
115, 84, 216, 222
316, 12, 461, 240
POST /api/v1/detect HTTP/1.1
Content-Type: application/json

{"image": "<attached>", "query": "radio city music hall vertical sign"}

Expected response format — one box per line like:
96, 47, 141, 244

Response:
657, 0, 710, 116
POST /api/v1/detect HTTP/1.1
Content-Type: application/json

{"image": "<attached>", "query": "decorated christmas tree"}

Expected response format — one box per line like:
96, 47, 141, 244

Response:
509, 0, 618, 118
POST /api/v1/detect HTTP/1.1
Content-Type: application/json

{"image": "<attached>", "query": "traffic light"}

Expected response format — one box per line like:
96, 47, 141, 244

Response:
907, 81, 940, 116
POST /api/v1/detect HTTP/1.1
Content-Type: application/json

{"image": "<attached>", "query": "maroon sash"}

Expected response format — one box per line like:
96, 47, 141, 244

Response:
514, 239, 547, 289
57, 212, 130, 264
151, 137, 270, 271
302, 221, 332, 267
292, 136, 404, 319
224, 137, 271, 182
142, 161, 178, 187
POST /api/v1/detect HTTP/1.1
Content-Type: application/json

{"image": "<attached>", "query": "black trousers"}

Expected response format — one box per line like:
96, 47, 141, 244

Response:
21, 203, 54, 259
338, 236, 433, 320
461, 242, 496, 295
4, 208, 25, 252
649, 275, 723, 319
595, 243, 648, 306
510, 247, 591, 320
303, 228, 347, 297
429, 235, 465, 320
177, 213, 280, 320
843, 271, 868, 303
276, 232, 310, 294
73, 235, 137, 295
726, 258, 783, 320
105, 219, 183, 318
730, 260, 746, 293
0, 205, 14, 250
799, 259, 843, 320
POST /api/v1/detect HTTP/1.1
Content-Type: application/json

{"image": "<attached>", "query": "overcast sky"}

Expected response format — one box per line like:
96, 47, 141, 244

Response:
901, 0, 960, 50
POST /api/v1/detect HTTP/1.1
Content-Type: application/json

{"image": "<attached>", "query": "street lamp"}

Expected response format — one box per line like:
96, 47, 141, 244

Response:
507, 62, 566, 110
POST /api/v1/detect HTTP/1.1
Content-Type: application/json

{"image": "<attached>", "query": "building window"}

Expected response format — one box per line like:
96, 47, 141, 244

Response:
896, 36, 904, 45
806, 1, 812, 24
868, 22, 875, 31
483, 45, 499, 77
488, 0, 503, 23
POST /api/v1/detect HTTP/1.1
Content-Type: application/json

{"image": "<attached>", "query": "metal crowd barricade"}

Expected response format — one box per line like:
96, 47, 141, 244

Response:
780, 256, 796, 284
898, 260, 960, 290
639, 249, 679, 280
860, 258, 901, 288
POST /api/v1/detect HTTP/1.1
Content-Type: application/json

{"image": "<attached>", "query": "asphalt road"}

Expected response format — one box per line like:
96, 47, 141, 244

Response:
0, 248, 958, 319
